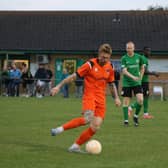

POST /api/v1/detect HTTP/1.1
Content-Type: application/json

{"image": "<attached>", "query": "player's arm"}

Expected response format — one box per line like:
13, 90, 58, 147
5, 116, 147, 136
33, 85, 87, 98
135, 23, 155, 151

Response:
122, 68, 139, 81
139, 55, 145, 80
144, 67, 159, 77
51, 73, 77, 96
108, 82, 121, 107
140, 64, 145, 80
121, 57, 139, 81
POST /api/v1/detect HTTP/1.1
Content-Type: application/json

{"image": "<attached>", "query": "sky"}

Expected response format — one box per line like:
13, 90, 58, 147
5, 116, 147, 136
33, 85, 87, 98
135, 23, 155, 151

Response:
0, 0, 167, 11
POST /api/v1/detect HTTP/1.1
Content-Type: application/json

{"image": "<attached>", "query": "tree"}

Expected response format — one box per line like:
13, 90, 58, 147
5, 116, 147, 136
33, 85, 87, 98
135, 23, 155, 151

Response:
148, 5, 168, 11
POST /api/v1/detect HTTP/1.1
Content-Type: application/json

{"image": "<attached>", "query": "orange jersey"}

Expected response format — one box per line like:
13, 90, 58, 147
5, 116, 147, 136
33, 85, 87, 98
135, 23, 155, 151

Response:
77, 58, 115, 103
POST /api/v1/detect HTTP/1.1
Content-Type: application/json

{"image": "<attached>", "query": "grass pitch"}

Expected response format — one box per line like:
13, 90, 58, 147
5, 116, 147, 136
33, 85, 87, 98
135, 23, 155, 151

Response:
0, 96, 168, 168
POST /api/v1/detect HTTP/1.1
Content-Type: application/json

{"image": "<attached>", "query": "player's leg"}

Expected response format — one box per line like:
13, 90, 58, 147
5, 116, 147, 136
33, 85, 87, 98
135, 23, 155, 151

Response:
69, 116, 103, 152
51, 115, 88, 136
51, 98, 95, 136
142, 82, 153, 119
123, 97, 130, 125
121, 87, 131, 126
133, 86, 143, 126
128, 101, 137, 117
68, 103, 104, 152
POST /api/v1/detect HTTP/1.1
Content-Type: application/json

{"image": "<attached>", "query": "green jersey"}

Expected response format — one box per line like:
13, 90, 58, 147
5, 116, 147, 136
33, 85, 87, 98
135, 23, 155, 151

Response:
121, 53, 144, 87
141, 55, 149, 83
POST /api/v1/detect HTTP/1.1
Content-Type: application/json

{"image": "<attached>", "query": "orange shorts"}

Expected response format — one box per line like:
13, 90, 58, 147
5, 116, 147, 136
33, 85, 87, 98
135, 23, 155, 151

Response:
82, 98, 106, 119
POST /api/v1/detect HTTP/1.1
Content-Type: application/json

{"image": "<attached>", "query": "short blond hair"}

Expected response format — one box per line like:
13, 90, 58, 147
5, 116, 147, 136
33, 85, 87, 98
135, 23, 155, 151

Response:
126, 41, 135, 48
98, 43, 112, 55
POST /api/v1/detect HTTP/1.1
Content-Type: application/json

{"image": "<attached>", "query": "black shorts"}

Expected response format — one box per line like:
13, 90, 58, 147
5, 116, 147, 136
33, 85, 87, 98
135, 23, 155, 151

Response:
142, 82, 149, 97
121, 85, 143, 97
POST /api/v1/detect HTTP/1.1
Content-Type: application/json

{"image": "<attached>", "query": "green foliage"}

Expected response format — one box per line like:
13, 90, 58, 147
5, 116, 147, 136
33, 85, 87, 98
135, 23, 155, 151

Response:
148, 5, 168, 11
0, 96, 168, 168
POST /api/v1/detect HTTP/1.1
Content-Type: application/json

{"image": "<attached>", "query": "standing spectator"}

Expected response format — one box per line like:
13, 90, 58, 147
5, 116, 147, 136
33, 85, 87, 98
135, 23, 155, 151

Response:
34, 64, 48, 98
45, 65, 53, 96
9, 62, 22, 97
75, 76, 83, 98
1, 63, 11, 96
21, 63, 28, 96
61, 68, 69, 98
26, 70, 34, 97
21, 63, 34, 97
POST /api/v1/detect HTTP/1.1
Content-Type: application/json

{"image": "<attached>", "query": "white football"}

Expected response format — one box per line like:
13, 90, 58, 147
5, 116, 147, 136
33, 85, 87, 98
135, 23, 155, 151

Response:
85, 139, 102, 154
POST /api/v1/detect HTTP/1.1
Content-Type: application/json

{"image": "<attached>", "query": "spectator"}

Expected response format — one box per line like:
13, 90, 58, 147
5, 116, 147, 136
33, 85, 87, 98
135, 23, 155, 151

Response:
34, 64, 48, 98
45, 65, 53, 96
21, 63, 34, 97
61, 68, 69, 98
1, 63, 11, 96
21, 63, 28, 95
8, 62, 22, 97
75, 76, 84, 98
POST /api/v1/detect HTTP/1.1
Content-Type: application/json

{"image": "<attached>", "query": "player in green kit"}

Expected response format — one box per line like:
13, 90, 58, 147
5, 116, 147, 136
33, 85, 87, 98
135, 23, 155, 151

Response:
121, 41, 145, 126
128, 47, 159, 119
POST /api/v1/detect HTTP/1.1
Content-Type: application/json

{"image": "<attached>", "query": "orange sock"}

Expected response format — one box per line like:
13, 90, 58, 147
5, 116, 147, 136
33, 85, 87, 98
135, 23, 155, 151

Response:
75, 127, 96, 145
63, 117, 86, 130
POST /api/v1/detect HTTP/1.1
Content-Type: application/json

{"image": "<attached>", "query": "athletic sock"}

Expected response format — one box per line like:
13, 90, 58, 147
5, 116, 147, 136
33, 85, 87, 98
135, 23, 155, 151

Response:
123, 106, 128, 122
63, 117, 86, 130
143, 97, 149, 115
75, 127, 96, 145
135, 102, 142, 116
55, 126, 64, 134
130, 102, 136, 109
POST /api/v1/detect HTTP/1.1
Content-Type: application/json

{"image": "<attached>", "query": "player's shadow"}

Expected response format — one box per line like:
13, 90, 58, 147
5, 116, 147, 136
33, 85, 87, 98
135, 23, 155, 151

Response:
1, 139, 65, 152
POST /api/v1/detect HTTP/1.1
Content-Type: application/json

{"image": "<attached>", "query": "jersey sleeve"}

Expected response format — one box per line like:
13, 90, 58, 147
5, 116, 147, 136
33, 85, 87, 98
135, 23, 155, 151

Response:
77, 61, 91, 77
143, 56, 148, 67
107, 66, 115, 83
139, 55, 145, 67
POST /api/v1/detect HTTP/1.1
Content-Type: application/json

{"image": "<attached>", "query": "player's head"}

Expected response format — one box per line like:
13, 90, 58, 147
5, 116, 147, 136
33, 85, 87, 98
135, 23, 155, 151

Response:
143, 46, 151, 57
39, 63, 45, 68
98, 43, 112, 66
126, 41, 135, 56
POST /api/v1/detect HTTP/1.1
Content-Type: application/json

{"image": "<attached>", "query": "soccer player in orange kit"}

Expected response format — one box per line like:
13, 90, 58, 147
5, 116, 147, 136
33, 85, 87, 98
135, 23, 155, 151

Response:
51, 44, 121, 153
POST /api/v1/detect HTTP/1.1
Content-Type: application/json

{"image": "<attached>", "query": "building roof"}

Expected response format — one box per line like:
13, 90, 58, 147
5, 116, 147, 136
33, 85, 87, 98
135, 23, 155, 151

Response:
0, 11, 168, 53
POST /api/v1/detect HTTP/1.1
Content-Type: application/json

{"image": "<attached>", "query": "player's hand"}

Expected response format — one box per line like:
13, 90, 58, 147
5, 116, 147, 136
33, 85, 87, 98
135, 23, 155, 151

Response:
132, 76, 140, 81
51, 86, 60, 96
114, 97, 121, 107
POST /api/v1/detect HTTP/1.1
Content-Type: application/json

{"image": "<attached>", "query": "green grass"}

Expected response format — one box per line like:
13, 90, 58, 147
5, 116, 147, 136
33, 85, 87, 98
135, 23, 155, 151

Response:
0, 96, 168, 168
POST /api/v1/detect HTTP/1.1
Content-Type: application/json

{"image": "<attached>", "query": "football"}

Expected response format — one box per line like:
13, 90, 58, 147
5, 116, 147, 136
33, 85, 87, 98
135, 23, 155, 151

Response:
85, 139, 102, 154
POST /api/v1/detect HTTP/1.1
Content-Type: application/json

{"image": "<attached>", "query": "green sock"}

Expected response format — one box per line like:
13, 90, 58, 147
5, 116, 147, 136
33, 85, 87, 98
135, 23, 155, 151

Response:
143, 97, 148, 114
135, 102, 142, 116
123, 106, 128, 121
130, 102, 136, 109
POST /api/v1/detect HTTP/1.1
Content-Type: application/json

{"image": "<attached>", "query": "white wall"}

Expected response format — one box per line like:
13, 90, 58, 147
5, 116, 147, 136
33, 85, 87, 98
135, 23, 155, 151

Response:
149, 59, 168, 72
30, 63, 38, 76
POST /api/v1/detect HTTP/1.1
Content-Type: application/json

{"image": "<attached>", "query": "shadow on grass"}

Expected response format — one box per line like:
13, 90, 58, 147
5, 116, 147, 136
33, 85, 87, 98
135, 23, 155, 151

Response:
1, 139, 65, 153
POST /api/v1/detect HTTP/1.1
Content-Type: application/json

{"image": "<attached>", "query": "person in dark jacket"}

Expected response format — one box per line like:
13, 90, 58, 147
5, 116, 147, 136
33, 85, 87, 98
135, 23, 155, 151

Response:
34, 64, 48, 98
45, 65, 53, 96
21, 63, 34, 97
1, 63, 11, 96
